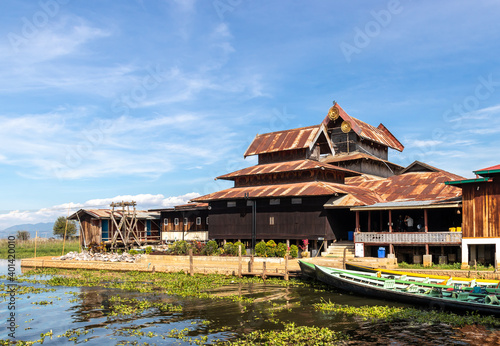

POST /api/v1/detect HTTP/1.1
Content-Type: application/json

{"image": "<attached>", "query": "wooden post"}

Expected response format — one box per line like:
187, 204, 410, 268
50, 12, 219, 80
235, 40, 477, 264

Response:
262, 261, 267, 279
355, 211, 360, 232
388, 210, 393, 232
238, 245, 242, 278
248, 254, 254, 273
343, 247, 347, 269
425, 244, 429, 255
424, 209, 428, 232
34, 231, 38, 259
189, 248, 194, 276
62, 218, 69, 256
284, 252, 289, 281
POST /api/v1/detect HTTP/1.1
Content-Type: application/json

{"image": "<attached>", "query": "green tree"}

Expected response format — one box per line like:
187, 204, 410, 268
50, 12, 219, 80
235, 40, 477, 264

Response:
53, 216, 77, 239
16, 230, 30, 240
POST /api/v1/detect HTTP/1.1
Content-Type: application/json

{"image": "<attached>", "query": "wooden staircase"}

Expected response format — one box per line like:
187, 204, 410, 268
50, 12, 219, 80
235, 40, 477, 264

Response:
321, 242, 355, 258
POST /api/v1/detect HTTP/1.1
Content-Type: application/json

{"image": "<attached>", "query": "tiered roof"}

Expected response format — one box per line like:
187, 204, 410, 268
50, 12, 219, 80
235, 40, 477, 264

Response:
321, 103, 404, 151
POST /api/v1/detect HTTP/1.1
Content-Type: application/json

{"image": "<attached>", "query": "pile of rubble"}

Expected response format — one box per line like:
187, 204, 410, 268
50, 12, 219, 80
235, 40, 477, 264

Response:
53, 251, 141, 263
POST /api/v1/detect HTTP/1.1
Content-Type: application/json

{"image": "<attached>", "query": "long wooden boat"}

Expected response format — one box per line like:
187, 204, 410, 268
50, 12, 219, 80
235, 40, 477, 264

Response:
301, 260, 496, 288
346, 262, 500, 287
315, 265, 500, 316
298, 260, 316, 278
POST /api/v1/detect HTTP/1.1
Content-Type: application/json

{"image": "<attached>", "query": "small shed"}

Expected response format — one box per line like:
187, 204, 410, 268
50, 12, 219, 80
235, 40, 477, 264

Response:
69, 208, 160, 248
446, 164, 500, 268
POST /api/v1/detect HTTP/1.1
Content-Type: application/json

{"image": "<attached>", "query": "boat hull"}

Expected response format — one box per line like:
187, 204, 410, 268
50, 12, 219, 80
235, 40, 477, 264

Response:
315, 265, 500, 316
345, 262, 500, 286
298, 260, 316, 279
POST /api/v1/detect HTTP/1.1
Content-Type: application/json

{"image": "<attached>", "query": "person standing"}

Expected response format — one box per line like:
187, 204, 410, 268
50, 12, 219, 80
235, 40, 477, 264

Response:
404, 215, 414, 232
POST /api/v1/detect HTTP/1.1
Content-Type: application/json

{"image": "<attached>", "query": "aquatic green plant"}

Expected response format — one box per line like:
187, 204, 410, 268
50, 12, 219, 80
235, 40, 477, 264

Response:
314, 300, 500, 327
217, 322, 348, 345
107, 296, 182, 316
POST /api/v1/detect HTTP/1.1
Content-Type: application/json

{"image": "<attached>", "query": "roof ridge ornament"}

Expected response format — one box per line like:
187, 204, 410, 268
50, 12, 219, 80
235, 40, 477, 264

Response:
327, 100, 340, 121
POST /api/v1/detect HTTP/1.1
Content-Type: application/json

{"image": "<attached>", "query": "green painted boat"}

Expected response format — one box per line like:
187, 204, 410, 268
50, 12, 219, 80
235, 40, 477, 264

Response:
345, 262, 500, 287
315, 265, 500, 316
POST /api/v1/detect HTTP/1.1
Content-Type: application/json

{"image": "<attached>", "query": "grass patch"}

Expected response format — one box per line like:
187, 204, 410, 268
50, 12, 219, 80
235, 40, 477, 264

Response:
0, 239, 80, 259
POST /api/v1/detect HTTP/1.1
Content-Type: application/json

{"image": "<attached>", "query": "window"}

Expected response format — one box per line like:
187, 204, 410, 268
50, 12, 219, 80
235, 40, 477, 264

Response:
174, 218, 179, 226
269, 216, 275, 225
184, 217, 188, 225
246, 200, 253, 207
227, 201, 236, 207
206, 216, 209, 225
196, 217, 201, 225
270, 199, 280, 205
291, 198, 302, 205
164, 218, 169, 226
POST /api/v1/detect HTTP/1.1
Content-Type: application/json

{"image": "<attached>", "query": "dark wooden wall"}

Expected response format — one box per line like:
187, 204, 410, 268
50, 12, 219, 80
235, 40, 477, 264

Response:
208, 197, 350, 241
462, 178, 500, 238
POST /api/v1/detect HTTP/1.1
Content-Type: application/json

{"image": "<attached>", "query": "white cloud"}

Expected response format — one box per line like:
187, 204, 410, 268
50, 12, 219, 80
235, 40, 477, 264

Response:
0, 192, 200, 231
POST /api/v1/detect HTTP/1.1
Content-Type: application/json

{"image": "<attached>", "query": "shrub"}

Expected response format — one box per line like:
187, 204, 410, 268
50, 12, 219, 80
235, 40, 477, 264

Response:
266, 240, 277, 257
169, 240, 188, 255
223, 242, 234, 256
276, 243, 287, 257
289, 245, 299, 258
203, 240, 219, 256
193, 241, 204, 255
129, 249, 139, 255
255, 241, 267, 257
233, 241, 245, 255
145, 246, 152, 254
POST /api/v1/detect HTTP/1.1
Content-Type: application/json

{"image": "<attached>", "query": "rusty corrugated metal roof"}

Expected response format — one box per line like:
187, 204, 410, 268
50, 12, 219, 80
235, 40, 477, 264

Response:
69, 209, 160, 220
243, 125, 319, 157
348, 171, 464, 203
321, 152, 404, 169
216, 159, 360, 180
322, 103, 404, 152
475, 164, 500, 176
191, 181, 382, 206
174, 202, 209, 210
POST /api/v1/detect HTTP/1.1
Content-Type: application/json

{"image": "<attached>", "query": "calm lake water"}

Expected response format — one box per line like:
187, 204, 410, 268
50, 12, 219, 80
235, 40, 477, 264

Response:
0, 260, 496, 345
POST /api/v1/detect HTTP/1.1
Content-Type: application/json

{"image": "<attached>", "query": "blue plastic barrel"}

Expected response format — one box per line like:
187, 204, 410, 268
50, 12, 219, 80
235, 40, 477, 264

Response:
378, 247, 386, 258
348, 231, 354, 241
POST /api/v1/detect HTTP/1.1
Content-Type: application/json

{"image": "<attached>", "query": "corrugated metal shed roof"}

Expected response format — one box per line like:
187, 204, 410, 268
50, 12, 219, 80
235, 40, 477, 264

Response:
192, 181, 382, 206
475, 164, 500, 176
322, 103, 404, 152
350, 198, 461, 211
69, 209, 160, 220
243, 125, 320, 157
174, 203, 209, 210
216, 159, 360, 180
348, 171, 464, 203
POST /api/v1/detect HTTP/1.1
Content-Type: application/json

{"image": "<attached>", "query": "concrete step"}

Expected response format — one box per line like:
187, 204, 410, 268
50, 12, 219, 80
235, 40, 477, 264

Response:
322, 243, 355, 258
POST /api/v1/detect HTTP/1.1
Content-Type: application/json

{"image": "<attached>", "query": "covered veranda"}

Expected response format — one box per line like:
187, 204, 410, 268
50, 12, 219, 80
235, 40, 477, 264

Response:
350, 199, 462, 263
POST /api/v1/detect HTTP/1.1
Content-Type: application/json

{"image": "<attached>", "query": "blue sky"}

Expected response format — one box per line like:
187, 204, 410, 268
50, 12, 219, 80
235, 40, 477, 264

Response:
1, 0, 500, 230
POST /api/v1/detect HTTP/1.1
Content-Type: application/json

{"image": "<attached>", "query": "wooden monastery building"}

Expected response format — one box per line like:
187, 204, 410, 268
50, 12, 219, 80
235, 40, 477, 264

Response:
70, 101, 499, 266
190, 102, 467, 263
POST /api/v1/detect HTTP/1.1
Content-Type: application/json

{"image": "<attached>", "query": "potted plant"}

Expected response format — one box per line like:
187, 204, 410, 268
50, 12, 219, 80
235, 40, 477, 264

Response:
299, 239, 309, 258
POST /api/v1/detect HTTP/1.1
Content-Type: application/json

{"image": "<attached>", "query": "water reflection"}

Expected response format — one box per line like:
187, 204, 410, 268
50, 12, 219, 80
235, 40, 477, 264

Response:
0, 261, 494, 345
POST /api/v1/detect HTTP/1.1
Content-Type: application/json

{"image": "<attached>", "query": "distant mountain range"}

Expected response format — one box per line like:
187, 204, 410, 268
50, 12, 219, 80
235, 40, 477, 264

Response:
0, 223, 55, 239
